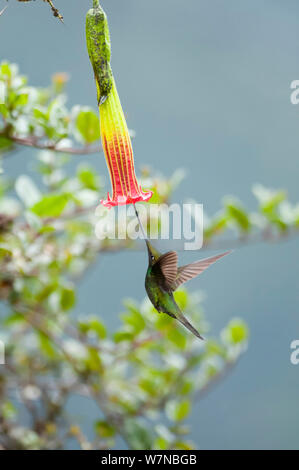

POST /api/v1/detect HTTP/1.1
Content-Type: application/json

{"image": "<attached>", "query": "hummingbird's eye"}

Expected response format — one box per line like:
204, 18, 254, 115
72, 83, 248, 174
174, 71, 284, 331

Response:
151, 255, 155, 261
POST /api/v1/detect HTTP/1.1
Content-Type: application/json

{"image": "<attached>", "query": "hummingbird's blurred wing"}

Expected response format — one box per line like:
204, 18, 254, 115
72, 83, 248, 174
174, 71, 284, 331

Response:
156, 251, 178, 289
171, 251, 231, 291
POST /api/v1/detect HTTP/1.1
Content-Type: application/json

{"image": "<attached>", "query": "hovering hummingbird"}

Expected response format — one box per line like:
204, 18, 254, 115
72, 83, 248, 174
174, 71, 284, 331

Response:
144, 239, 231, 339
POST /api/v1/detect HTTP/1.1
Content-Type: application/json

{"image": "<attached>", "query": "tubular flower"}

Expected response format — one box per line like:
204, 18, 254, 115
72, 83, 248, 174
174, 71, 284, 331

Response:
86, 0, 152, 208
99, 79, 152, 208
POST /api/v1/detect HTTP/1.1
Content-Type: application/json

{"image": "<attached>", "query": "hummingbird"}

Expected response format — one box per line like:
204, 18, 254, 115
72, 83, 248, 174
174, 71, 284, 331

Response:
144, 239, 231, 339
133, 204, 231, 339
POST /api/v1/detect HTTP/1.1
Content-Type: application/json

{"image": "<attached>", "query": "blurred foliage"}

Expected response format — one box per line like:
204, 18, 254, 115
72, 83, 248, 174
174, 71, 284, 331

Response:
0, 61, 297, 450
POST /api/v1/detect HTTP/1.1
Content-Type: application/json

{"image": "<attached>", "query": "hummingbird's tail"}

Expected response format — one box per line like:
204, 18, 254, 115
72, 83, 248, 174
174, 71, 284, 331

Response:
175, 309, 204, 340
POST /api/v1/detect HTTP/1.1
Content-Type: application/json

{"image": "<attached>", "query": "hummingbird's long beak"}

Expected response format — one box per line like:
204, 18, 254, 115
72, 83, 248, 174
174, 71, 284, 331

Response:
145, 239, 152, 256
133, 204, 148, 241
133, 204, 157, 265
145, 239, 153, 264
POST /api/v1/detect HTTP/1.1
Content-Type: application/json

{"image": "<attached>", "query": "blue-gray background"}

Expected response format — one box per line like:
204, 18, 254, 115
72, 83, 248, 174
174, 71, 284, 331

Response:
1, 0, 299, 450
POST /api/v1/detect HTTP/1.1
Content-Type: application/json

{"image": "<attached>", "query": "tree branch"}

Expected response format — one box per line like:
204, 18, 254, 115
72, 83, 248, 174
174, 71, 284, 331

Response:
1, 133, 103, 156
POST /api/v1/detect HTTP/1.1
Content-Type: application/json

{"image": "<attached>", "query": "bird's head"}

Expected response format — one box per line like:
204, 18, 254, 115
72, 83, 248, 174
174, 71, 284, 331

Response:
146, 240, 161, 266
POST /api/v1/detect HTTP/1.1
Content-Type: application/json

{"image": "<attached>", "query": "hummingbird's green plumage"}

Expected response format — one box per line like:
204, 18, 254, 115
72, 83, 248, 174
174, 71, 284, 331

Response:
144, 239, 231, 340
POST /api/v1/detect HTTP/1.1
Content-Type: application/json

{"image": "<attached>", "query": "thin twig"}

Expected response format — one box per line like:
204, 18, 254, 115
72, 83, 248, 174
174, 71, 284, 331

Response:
44, 0, 63, 23
0, 134, 103, 156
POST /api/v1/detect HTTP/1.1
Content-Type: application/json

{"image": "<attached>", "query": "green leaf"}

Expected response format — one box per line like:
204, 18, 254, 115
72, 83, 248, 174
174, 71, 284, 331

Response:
4, 312, 25, 326
123, 419, 153, 450
15, 93, 28, 107
1, 401, 17, 420
205, 361, 219, 379
179, 379, 193, 396
0, 103, 8, 118
88, 317, 106, 339
166, 327, 187, 349
154, 437, 168, 450
204, 214, 228, 239
85, 347, 102, 372
121, 300, 146, 334
173, 290, 188, 310
0, 62, 12, 78
113, 331, 134, 343
187, 354, 204, 368
222, 318, 249, 345
205, 339, 226, 357
36, 283, 58, 302
76, 109, 100, 144
60, 285, 75, 311
31, 193, 72, 217
265, 213, 288, 232
173, 440, 194, 450
33, 108, 47, 121
253, 184, 286, 214
224, 198, 251, 232
139, 377, 157, 395
94, 421, 115, 438
0, 243, 13, 257
0, 136, 12, 152
78, 316, 106, 339
38, 332, 58, 359
77, 165, 99, 190
166, 399, 191, 422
